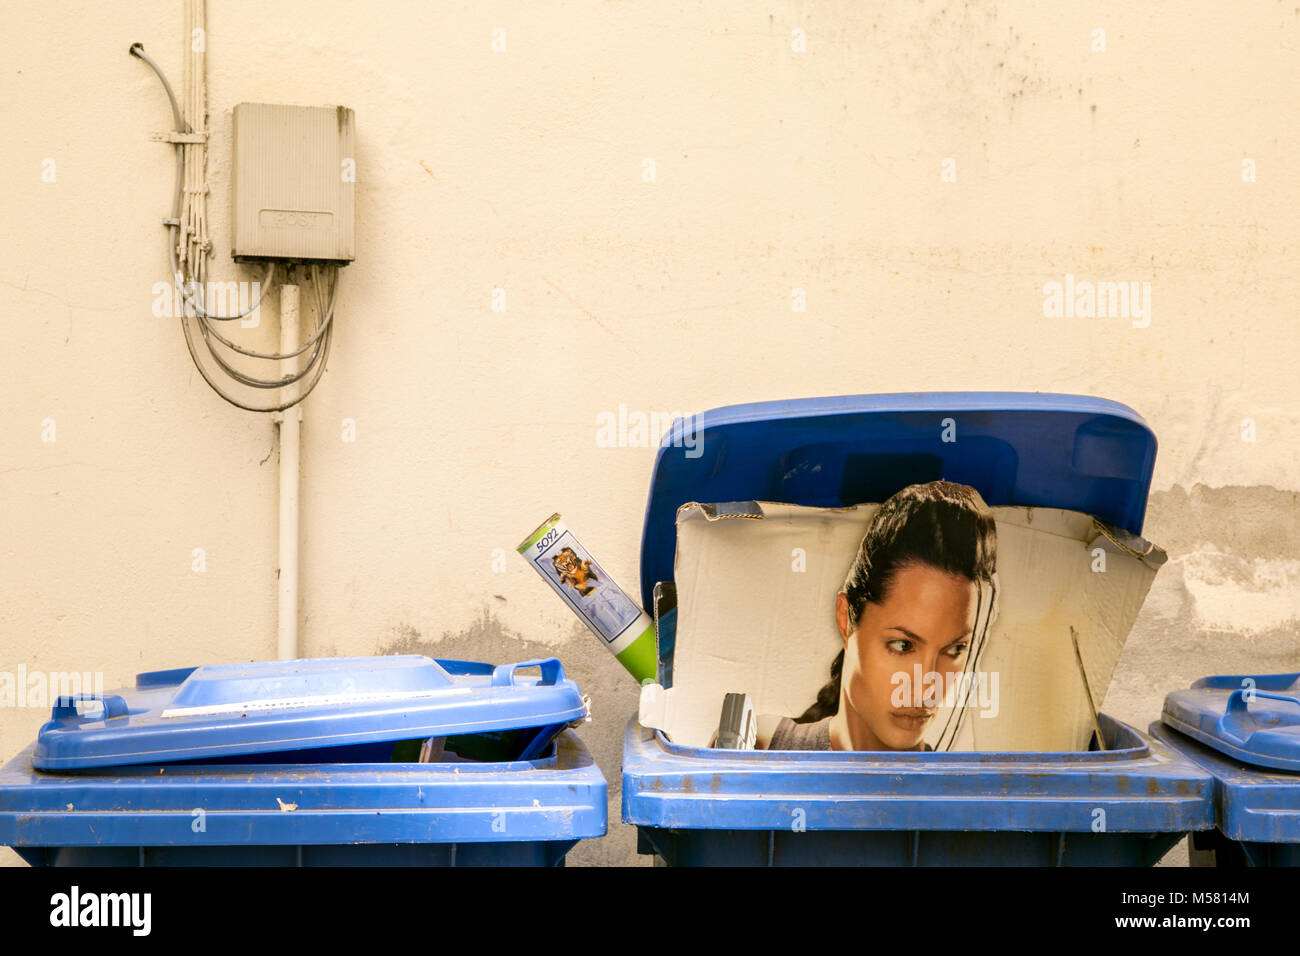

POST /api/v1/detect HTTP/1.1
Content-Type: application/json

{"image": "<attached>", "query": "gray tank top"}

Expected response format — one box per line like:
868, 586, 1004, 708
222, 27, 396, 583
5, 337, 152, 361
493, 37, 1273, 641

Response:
768, 716, 833, 750
767, 716, 937, 751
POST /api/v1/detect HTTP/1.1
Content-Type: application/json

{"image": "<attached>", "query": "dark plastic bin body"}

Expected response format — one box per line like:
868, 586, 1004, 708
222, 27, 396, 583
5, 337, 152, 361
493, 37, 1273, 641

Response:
0, 729, 604, 867
1150, 721, 1300, 867
625, 714, 1213, 866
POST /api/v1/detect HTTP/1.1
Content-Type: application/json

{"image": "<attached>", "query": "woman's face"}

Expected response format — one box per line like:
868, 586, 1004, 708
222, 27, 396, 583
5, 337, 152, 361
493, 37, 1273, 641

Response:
834, 563, 980, 750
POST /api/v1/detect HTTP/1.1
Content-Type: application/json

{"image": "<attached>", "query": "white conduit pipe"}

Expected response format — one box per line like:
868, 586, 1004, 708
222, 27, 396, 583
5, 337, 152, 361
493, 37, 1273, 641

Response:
277, 282, 301, 661
181, 0, 208, 286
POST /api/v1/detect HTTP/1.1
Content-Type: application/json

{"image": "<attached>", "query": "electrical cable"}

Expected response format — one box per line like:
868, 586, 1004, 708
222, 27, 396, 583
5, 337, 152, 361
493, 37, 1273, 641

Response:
131, 43, 274, 322
182, 261, 275, 321
130, 42, 337, 413
197, 263, 336, 360
172, 237, 335, 413
172, 225, 333, 412
196, 266, 335, 389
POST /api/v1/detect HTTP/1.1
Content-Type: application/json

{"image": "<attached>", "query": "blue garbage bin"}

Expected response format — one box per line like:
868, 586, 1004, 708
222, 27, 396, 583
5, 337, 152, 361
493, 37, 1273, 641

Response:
0, 655, 605, 866
623, 392, 1216, 865
1151, 674, 1300, 867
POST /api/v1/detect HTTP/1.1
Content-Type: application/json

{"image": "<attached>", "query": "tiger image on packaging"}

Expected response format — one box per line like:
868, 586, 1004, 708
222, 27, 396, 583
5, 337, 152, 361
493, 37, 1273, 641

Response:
552, 547, 599, 597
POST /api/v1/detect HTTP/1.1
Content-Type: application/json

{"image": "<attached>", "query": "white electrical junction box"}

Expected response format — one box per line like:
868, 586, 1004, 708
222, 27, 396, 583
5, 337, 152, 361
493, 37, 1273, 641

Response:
231, 102, 356, 264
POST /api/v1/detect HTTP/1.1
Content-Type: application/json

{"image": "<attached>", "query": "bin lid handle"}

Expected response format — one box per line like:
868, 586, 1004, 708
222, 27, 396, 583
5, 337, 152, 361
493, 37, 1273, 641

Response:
1222, 686, 1294, 712
1226, 688, 1300, 714
1222, 688, 1300, 744
491, 658, 565, 688
51, 694, 130, 721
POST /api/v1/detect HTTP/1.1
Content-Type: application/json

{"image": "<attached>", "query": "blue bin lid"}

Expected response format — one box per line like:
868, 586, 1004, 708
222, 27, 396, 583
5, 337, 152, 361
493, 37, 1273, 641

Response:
639, 392, 1157, 609
33, 655, 588, 771
1161, 674, 1300, 772
1149, 721, 1300, 848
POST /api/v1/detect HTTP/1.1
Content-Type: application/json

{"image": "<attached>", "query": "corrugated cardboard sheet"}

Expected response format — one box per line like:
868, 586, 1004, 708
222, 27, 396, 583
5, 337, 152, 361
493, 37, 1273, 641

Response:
654, 501, 1166, 751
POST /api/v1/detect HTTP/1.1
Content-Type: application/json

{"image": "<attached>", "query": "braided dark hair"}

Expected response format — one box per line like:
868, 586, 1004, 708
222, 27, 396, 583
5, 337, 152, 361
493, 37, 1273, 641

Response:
794, 480, 998, 724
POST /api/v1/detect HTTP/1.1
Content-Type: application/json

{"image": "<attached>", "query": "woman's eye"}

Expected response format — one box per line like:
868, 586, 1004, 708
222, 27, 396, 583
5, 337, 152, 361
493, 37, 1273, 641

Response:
944, 643, 969, 659
886, 639, 913, 654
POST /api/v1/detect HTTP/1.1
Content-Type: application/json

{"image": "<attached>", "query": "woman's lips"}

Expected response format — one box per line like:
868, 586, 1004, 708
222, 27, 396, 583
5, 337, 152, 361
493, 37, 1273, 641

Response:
890, 710, 935, 729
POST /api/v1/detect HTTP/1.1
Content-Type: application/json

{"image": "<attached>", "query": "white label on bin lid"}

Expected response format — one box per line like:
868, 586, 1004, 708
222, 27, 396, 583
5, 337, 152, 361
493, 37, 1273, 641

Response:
160, 687, 474, 718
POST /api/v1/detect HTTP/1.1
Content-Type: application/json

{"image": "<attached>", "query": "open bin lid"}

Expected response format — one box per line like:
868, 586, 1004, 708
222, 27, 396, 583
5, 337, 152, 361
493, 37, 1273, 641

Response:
639, 392, 1157, 609
1162, 674, 1300, 772
33, 655, 588, 770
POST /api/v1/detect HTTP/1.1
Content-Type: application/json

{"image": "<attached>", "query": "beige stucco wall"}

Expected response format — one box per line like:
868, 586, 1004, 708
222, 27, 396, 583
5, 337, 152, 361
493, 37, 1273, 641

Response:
2, 1, 1298, 866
